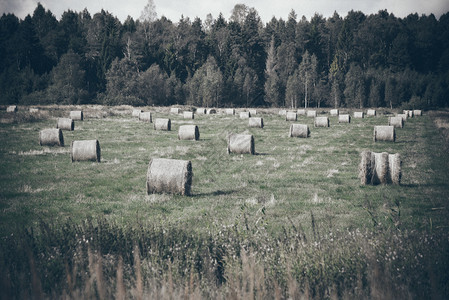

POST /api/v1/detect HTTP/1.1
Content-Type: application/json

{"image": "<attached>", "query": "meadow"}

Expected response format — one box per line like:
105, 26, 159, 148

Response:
0, 105, 448, 299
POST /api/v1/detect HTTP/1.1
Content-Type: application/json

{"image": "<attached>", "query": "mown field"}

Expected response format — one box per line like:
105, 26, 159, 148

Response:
0, 105, 448, 299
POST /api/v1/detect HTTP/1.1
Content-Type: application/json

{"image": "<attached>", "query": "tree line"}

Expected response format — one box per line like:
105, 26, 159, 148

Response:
1, 2, 448, 109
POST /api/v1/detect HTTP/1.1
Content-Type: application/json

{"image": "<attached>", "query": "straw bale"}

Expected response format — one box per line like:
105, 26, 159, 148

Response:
374, 126, 395, 142
29, 108, 39, 113
388, 116, 403, 128
359, 151, 401, 185
338, 114, 351, 123
226, 108, 235, 115
70, 110, 83, 121
297, 109, 306, 115
248, 117, 263, 128
279, 110, 287, 116
240, 111, 251, 119
183, 111, 194, 119
389, 153, 402, 185
196, 108, 206, 114
132, 109, 143, 117
306, 110, 317, 117
354, 111, 364, 118
6, 105, 17, 113
413, 110, 422, 116
286, 111, 297, 121
367, 109, 376, 116
39, 128, 64, 147
178, 125, 200, 140
314, 116, 329, 127
207, 108, 216, 114
289, 124, 309, 138
249, 109, 257, 115
330, 109, 339, 116
397, 113, 407, 121
359, 151, 374, 185
403, 110, 414, 118
146, 158, 192, 196
373, 152, 390, 184
57, 118, 74, 131
154, 118, 171, 131
170, 107, 181, 114
71, 140, 100, 162
139, 112, 152, 123
227, 134, 255, 155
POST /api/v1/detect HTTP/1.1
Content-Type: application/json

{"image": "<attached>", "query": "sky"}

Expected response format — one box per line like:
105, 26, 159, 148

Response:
1, 0, 449, 23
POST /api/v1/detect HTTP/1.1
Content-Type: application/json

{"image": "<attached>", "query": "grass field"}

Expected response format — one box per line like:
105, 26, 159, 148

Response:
1, 105, 448, 299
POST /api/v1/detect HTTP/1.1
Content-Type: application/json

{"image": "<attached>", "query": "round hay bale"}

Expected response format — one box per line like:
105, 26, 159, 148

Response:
289, 124, 309, 138
71, 140, 101, 162
132, 109, 143, 117
389, 153, 402, 185
279, 110, 287, 116
413, 110, 422, 116
240, 111, 250, 119
338, 114, 351, 123
249, 109, 257, 115
57, 118, 74, 131
196, 108, 206, 114
286, 111, 297, 121
403, 110, 414, 118
139, 112, 152, 123
249, 117, 263, 128
330, 109, 339, 116
39, 128, 64, 147
367, 109, 376, 116
178, 125, 200, 140
170, 107, 181, 114
388, 116, 404, 128
183, 111, 194, 119
314, 116, 329, 127
306, 110, 317, 117
354, 111, 364, 118
6, 105, 17, 113
297, 109, 306, 115
359, 151, 401, 185
29, 108, 39, 113
226, 108, 235, 115
154, 118, 171, 131
146, 158, 192, 196
373, 152, 390, 184
227, 134, 255, 155
207, 108, 216, 114
397, 113, 407, 121
374, 126, 395, 142
359, 151, 374, 185
70, 110, 83, 121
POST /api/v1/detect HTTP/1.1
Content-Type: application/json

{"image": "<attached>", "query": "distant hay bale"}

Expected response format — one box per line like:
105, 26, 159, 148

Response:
39, 128, 64, 147
227, 134, 255, 155
249, 117, 263, 128
226, 108, 235, 115
354, 111, 364, 118
183, 111, 194, 119
154, 118, 171, 131
338, 114, 351, 123
403, 110, 414, 118
249, 109, 257, 115
286, 111, 297, 121
6, 105, 17, 113
297, 109, 306, 115
314, 116, 329, 127
306, 110, 317, 117
397, 113, 407, 121
413, 110, 422, 116
71, 140, 100, 162
289, 124, 310, 138
240, 111, 250, 119
367, 109, 376, 116
70, 110, 83, 121
359, 150, 401, 185
279, 110, 287, 116
196, 108, 206, 114
207, 108, 216, 114
330, 109, 339, 116
388, 116, 404, 128
132, 109, 143, 117
57, 118, 74, 131
139, 112, 152, 123
170, 107, 181, 114
146, 158, 192, 196
178, 125, 200, 140
374, 125, 395, 142
29, 108, 39, 113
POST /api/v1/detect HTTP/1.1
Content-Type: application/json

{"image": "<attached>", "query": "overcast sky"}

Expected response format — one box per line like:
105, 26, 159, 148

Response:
1, 0, 449, 23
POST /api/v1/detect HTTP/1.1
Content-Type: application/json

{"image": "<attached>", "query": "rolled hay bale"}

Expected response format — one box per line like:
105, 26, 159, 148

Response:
71, 140, 101, 162
279, 110, 287, 116
374, 125, 395, 142
227, 134, 255, 155
314, 116, 329, 127
178, 125, 200, 140
354, 111, 364, 118
146, 158, 192, 196
207, 108, 216, 114
388, 116, 404, 128
359, 151, 375, 185
139, 111, 152, 123
39, 128, 64, 147
389, 153, 402, 185
373, 152, 390, 184
397, 113, 408, 121
367, 109, 376, 116
249, 109, 257, 115
330, 109, 339, 116
307, 110, 317, 117
359, 151, 401, 185
289, 124, 310, 138
240, 111, 251, 119
286, 111, 297, 121
132, 109, 143, 117
183, 111, 194, 119
297, 109, 306, 115
403, 110, 414, 118
57, 118, 74, 131
6, 105, 17, 113
226, 108, 235, 115
413, 110, 422, 116
338, 114, 351, 123
29, 108, 39, 113
196, 108, 206, 114
154, 118, 171, 131
70, 110, 83, 121
170, 107, 181, 114
249, 117, 264, 128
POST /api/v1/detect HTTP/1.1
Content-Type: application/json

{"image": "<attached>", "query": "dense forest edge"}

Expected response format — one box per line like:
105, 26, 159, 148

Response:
1, 2, 449, 109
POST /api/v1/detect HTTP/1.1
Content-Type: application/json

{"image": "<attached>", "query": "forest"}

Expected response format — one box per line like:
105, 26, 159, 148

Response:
1, 2, 449, 109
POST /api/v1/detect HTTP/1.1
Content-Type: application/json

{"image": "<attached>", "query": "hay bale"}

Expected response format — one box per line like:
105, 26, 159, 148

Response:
57, 118, 74, 131
249, 117, 263, 128
6, 105, 17, 113
330, 109, 339, 116
154, 118, 171, 131
367, 109, 376, 116
196, 108, 206, 114
338, 114, 351, 123
289, 124, 310, 138
397, 113, 407, 121
389, 153, 402, 185
314, 116, 329, 127
183, 111, 194, 119
29, 108, 39, 113
132, 109, 143, 117
71, 140, 100, 162
359, 151, 374, 185
306, 110, 317, 117
146, 158, 192, 196
207, 108, 216, 114
374, 126, 395, 142
413, 110, 422, 116
354, 111, 364, 118
70, 110, 83, 121
170, 107, 181, 114
388, 116, 404, 128
240, 111, 250, 119
139, 112, 152, 123
249, 109, 257, 115
297, 109, 306, 115
286, 111, 297, 121
39, 128, 64, 147
279, 110, 287, 116
403, 110, 414, 118
373, 152, 390, 184
227, 134, 255, 155
359, 151, 401, 185
226, 108, 235, 115
178, 125, 200, 140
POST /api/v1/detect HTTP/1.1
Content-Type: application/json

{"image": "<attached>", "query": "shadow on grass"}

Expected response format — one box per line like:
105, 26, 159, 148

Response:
193, 189, 238, 197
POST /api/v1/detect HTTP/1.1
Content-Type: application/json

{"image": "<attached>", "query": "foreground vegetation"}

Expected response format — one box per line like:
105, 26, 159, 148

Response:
0, 105, 448, 298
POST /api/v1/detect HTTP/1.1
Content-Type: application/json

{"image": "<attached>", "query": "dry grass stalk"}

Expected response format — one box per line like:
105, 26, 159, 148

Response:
388, 116, 404, 128
289, 124, 310, 138
115, 256, 126, 300
170, 107, 181, 114
226, 108, 235, 115
239, 111, 250, 119
178, 125, 200, 140
132, 109, 142, 117
374, 126, 395, 142
367, 109, 376, 116
338, 114, 351, 123
39, 128, 64, 147
286, 111, 297, 121
227, 134, 255, 155
248, 117, 263, 128
196, 108, 206, 114
70, 110, 83, 121
359, 151, 401, 185
139, 112, 152, 123
397, 113, 408, 121
330, 109, 339, 116
71, 140, 101, 162
57, 118, 74, 131
306, 110, 317, 117
297, 109, 306, 115
146, 158, 193, 195
413, 109, 422, 116
154, 118, 171, 131
354, 111, 364, 118
314, 116, 329, 127
6, 105, 17, 113
183, 111, 194, 119
133, 245, 143, 300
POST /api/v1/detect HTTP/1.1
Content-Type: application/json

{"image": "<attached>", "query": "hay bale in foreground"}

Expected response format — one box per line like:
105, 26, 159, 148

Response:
354, 111, 364, 118
249, 117, 263, 128
57, 118, 74, 131
286, 111, 297, 121
132, 109, 143, 117
359, 151, 401, 185
314, 116, 329, 127
367, 109, 376, 116
70, 110, 83, 121
178, 125, 200, 140
297, 109, 306, 115
39, 128, 64, 147
227, 134, 255, 155
388, 116, 404, 128
330, 109, 339, 116
146, 158, 192, 196
338, 114, 351, 123
6, 105, 17, 113
71, 140, 100, 162
240, 111, 250, 119
170, 107, 181, 114
154, 118, 171, 131
413, 110, 422, 116
289, 124, 309, 138
183, 111, 194, 119
307, 110, 317, 117
374, 126, 395, 142
139, 112, 152, 123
